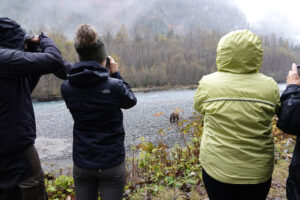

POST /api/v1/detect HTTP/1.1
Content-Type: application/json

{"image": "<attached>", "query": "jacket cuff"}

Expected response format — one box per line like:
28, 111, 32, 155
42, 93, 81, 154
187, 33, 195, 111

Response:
111, 71, 122, 79
286, 84, 300, 90
38, 32, 47, 44
38, 32, 50, 51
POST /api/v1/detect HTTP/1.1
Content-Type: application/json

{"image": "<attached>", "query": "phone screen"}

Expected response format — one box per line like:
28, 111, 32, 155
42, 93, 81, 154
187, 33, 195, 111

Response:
298, 65, 300, 75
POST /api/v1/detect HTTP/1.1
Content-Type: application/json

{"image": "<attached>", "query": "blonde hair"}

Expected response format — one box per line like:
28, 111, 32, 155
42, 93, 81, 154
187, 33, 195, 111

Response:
75, 24, 98, 47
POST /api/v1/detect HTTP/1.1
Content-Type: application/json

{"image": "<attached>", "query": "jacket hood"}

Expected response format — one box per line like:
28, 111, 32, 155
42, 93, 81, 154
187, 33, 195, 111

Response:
216, 30, 263, 74
0, 17, 25, 50
68, 61, 109, 87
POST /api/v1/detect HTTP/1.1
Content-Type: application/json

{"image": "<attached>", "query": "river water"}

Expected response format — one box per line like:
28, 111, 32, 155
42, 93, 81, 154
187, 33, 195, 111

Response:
33, 83, 287, 171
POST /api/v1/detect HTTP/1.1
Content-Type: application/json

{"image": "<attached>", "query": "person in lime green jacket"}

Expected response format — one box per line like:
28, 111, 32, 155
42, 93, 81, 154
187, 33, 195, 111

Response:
194, 30, 280, 200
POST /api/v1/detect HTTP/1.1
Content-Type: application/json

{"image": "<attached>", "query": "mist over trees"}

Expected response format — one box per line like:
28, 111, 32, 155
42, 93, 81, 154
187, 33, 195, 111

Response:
1, 0, 300, 100
1, 0, 248, 38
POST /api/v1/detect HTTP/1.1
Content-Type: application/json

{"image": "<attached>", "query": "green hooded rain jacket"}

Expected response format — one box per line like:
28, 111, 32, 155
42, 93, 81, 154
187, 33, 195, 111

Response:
194, 30, 280, 184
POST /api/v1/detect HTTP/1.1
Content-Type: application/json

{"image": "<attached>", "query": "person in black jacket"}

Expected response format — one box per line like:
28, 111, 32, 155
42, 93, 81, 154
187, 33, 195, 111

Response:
61, 24, 137, 200
0, 18, 66, 200
277, 63, 300, 200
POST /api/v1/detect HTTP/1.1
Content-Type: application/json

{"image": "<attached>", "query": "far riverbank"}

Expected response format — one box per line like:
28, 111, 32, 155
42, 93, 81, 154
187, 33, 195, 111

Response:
32, 83, 287, 102
31, 85, 198, 102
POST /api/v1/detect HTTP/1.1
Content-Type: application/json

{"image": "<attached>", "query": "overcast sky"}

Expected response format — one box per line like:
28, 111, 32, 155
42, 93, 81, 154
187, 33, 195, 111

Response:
234, 0, 300, 42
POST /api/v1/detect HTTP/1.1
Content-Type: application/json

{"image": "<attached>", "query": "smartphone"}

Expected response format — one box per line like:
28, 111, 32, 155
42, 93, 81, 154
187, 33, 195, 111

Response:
106, 57, 110, 69
297, 65, 300, 75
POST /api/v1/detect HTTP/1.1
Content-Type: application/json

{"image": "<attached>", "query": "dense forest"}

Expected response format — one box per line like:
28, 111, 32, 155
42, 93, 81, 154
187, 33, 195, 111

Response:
1, 0, 300, 100
30, 27, 300, 100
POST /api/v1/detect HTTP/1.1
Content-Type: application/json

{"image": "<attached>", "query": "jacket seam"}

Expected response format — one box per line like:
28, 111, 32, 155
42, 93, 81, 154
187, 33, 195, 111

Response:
203, 98, 276, 107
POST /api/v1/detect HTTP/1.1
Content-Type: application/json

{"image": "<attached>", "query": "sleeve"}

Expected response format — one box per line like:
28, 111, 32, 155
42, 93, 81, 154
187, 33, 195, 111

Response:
274, 82, 281, 113
111, 71, 137, 109
0, 33, 64, 77
53, 60, 72, 80
193, 78, 207, 114
277, 84, 300, 136
27, 60, 71, 92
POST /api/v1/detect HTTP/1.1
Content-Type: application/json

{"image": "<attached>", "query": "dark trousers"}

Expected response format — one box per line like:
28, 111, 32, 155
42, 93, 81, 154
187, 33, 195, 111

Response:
0, 145, 47, 200
73, 161, 126, 200
286, 163, 300, 200
202, 169, 271, 200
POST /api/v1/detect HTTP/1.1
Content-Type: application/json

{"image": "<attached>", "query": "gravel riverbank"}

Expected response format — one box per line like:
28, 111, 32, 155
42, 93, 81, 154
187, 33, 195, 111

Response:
34, 89, 196, 172
34, 83, 287, 172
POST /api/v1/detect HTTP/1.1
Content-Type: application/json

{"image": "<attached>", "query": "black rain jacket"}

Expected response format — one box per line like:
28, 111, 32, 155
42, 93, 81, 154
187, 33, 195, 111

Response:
61, 61, 137, 169
277, 84, 300, 200
0, 17, 66, 188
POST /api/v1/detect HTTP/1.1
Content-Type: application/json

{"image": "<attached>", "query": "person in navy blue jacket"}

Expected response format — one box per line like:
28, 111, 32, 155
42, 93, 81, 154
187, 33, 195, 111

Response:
0, 18, 67, 200
277, 63, 300, 200
61, 24, 137, 200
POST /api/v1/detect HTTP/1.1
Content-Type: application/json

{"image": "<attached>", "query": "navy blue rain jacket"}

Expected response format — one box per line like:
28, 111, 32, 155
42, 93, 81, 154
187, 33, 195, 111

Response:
277, 84, 300, 200
61, 61, 137, 169
0, 17, 65, 188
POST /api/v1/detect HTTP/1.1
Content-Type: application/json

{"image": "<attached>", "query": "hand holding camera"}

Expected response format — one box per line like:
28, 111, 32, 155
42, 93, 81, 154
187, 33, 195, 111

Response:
287, 63, 300, 86
30, 36, 39, 43
106, 56, 119, 75
24, 35, 42, 52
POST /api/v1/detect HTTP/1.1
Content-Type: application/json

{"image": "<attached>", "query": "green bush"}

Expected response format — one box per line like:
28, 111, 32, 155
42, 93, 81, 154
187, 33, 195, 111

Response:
45, 173, 74, 200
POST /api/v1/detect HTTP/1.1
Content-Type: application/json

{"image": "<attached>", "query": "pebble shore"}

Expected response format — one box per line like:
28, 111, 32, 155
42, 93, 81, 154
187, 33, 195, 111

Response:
34, 89, 196, 172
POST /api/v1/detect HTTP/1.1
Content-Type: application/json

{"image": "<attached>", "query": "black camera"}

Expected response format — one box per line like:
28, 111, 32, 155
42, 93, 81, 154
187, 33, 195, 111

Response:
24, 35, 42, 52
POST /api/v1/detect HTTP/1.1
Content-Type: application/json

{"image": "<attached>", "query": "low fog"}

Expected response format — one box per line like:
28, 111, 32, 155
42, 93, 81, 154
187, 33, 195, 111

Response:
1, 0, 299, 42
1, 0, 248, 38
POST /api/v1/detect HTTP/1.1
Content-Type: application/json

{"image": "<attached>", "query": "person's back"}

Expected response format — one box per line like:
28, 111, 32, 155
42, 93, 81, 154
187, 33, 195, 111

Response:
194, 30, 280, 200
61, 24, 137, 200
0, 17, 66, 200
61, 62, 134, 169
